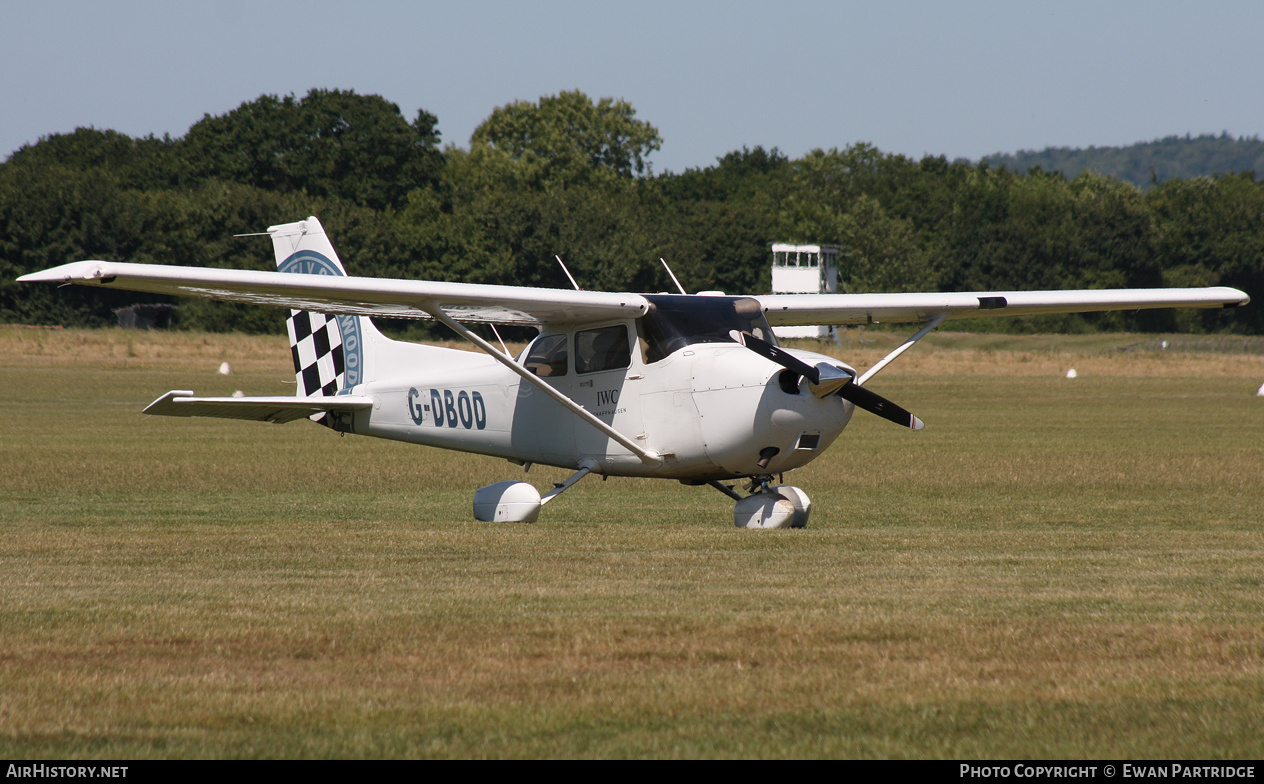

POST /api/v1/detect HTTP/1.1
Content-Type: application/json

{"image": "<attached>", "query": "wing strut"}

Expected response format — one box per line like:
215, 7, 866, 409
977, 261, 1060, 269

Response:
855, 314, 946, 387
428, 309, 662, 466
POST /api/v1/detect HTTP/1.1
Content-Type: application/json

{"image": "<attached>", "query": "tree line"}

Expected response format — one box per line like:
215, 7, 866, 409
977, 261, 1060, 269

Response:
1, 89, 1260, 335
986, 133, 1264, 190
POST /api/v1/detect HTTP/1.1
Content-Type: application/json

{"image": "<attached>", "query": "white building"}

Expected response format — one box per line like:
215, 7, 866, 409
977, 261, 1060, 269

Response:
770, 243, 839, 339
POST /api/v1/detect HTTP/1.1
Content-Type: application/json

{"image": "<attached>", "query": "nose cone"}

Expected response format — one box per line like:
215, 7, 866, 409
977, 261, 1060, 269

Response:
690, 345, 853, 476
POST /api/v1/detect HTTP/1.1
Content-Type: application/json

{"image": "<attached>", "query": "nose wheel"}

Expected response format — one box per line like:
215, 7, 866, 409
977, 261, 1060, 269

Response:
710, 476, 811, 529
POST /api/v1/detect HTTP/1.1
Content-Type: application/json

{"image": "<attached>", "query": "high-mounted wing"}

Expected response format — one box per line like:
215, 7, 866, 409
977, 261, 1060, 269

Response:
17, 261, 649, 326
19, 260, 1248, 328
143, 390, 374, 425
755, 288, 1249, 327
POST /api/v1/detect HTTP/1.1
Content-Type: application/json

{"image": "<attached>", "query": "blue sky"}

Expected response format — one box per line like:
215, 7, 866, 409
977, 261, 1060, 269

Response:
3, 0, 1262, 173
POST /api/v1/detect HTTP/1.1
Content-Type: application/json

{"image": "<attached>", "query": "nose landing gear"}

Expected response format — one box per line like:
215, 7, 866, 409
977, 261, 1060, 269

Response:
709, 476, 811, 529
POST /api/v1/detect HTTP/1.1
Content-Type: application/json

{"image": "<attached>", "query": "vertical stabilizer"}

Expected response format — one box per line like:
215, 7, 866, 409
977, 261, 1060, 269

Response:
268, 217, 388, 402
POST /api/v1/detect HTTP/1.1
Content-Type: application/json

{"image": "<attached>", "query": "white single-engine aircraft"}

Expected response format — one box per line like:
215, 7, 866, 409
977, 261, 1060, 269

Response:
20, 217, 1250, 527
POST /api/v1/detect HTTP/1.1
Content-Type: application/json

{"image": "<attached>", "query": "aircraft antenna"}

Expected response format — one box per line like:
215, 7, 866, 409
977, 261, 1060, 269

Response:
660, 258, 687, 295
554, 255, 582, 290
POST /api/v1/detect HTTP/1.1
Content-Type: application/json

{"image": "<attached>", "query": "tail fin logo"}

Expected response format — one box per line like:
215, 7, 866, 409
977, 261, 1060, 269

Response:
278, 251, 364, 394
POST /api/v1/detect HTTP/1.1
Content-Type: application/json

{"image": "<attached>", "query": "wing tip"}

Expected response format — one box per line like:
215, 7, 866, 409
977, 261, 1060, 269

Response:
143, 390, 196, 416
17, 261, 114, 284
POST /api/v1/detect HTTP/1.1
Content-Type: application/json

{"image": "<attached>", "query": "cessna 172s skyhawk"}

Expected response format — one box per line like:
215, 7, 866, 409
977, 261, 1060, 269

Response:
19, 217, 1250, 527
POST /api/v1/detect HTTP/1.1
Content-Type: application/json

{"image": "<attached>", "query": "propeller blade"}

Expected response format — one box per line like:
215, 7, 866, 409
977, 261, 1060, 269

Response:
729, 330, 819, 383
837, 380, 925, 430
731, 330, 924, 430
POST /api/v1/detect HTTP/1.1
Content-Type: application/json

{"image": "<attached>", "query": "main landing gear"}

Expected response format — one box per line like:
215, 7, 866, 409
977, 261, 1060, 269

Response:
472, 460, 597, 523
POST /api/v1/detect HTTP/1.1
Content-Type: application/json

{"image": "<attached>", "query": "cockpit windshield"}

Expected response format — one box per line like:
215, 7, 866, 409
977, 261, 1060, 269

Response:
637, 295, 778, 364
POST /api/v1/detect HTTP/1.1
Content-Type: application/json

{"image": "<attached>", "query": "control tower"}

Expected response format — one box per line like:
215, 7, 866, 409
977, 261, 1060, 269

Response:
769, 243, 839, 339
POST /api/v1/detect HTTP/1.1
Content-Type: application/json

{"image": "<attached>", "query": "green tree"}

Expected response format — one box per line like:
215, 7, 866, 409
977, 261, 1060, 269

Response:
468, 90, 662, 189
656, 146, 790, 203
5, 88, 1259, 336
5, 127, 183, 190
657, 198, 779, 294
834, 195, 934, 293
180, 89, 442, 209
1147, 173, 1264, 332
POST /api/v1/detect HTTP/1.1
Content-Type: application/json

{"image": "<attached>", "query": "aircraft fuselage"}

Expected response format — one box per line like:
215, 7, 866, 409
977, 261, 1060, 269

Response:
339, 332, 854, 481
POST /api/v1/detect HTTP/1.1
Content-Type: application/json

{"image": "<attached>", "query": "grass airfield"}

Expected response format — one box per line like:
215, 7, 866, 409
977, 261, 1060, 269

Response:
2, 327, 1262, 759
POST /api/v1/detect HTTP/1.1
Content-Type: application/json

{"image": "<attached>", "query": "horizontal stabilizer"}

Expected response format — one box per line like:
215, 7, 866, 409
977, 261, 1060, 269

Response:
144, 390, 373, 424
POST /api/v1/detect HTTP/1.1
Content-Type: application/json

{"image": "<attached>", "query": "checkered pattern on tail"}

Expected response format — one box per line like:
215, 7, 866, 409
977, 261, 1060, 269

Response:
287, 309, 347, 397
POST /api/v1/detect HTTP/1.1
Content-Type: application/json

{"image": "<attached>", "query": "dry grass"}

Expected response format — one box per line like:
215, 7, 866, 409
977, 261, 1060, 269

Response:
1, 328, 1262, 758
0, 326, 506, 372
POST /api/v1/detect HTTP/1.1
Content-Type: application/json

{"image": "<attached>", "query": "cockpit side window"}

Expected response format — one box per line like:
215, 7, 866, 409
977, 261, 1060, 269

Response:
524, 333, 568, 376
575, 325, 631, 374
637, 295, 778, 364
